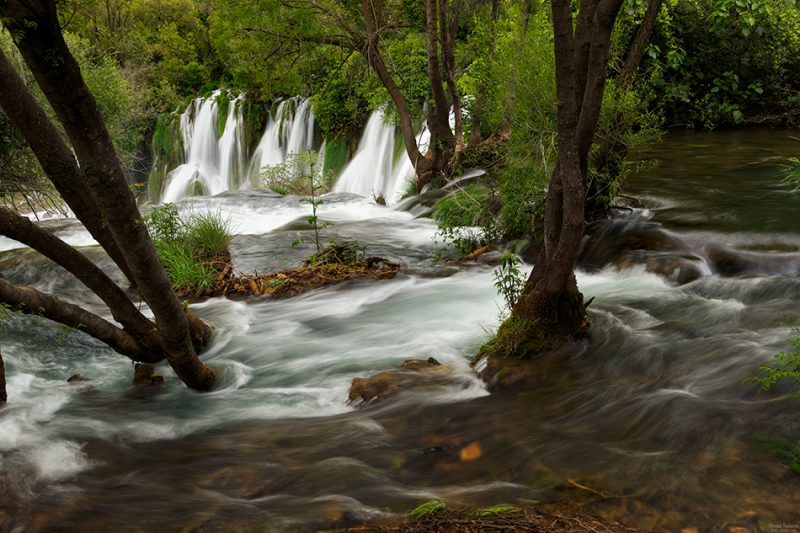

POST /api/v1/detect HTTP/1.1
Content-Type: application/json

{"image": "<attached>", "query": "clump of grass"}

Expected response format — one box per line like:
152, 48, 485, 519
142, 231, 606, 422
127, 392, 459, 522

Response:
146, 203, 233, 295
184, 210, 232, 258
407, 500, 446, 520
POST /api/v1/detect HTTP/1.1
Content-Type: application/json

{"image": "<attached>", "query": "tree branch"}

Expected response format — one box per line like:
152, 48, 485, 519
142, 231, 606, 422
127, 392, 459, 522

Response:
0, 278, 159, 363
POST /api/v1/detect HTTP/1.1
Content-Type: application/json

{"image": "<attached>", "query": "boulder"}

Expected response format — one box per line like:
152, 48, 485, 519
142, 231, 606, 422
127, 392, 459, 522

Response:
348, 357, 448, 406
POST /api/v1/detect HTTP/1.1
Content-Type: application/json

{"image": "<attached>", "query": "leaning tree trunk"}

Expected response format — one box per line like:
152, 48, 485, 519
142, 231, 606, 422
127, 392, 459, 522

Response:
0, 349, 6, 404
0, 1, 215, 390
481, 0, 623, 360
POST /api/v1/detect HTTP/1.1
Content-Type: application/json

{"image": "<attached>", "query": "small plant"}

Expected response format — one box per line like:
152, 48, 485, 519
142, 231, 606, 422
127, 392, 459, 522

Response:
433, 184, 496, 256
301, 178, 332, 254
261, 150, 335, 254
783, 157, 800, 191
745, 320, 800, 396
183, 210, 232, 258
407, 500, 446, 520
493, 251, 525, 313
147, 203, 183, 241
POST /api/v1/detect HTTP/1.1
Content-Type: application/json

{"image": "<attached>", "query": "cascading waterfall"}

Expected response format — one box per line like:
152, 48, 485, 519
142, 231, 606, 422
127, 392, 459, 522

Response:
161, 91, 249, 203
248, 97, 317, 182
333, 109, 430, 204
154, 93, 434, 205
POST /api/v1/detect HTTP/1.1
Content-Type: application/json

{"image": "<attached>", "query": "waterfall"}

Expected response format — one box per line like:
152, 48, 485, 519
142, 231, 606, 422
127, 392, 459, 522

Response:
249, 97, 317, 181
153, 92, 435, 205
161, 91, 248, 203
158, 94, 318, 203
333, 110, 430, 204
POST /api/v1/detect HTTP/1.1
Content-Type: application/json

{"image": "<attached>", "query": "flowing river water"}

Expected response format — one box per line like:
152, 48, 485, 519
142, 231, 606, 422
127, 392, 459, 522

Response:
1, 129, 799, 531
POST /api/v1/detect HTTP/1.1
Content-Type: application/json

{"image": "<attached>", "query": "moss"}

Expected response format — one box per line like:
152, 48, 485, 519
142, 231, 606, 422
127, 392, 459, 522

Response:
323, 136, 349, 177
242, 99, 266, 154
215, 92, 230, 138
148, 113, 183, 202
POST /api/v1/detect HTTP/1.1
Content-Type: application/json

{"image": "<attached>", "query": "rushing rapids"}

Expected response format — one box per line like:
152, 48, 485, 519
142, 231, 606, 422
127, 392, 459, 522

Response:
1, 129, 799, 531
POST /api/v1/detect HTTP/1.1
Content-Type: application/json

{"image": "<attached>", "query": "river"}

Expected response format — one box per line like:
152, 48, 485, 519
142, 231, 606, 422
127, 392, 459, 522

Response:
0, 129, 798, 531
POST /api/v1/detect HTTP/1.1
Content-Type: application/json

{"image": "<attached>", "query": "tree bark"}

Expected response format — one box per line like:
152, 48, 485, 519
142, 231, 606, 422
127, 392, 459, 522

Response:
484, 0, 624, 359
0, 208, 163, 352
1, 1, 215, 390
0, 349, 6, 404
586, 0, 664, 219
0, 278, 161, 363
0, 49, 138, 287
618, 0, 664, 87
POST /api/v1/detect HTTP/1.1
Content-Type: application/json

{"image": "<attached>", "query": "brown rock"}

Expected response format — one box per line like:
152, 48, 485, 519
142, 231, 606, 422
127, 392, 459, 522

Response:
67, 374, 92, 383
348, 358, 448, 406
133, 363, 165, 386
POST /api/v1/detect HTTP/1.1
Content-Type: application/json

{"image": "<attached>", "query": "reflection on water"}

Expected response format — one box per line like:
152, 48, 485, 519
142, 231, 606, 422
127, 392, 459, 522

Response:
1, 129, 800, 531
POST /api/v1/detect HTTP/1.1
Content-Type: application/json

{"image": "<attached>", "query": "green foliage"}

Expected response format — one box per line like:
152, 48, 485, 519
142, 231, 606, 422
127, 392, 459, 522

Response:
493, 252, 525, 313
783, 157, 800, 191
407, 500, 446, 520
638, 0, 800, 127
146, 204, 233, 294
745, 321, 800, 396
260, 150, 336, 195
261, 150, 334, 253
433, 184, 496, 255
470, 504, 522, 517
185, 211, 233, 258
153, 239, 217, 295
147, 203, 184, 242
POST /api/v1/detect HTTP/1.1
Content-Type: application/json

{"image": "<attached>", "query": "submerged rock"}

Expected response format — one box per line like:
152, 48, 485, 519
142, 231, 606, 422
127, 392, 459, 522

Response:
67, 374, 92, 383
348, 357, 448, 406
133, 363, 165, 386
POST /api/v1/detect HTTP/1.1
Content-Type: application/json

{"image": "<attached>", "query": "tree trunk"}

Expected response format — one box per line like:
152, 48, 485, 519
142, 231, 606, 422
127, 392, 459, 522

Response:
0, 207, 162, 350
439, 0, 463, 169
586, 0, 664, 219
359, 0, 455, 192
0, 50, 138, 287
0, 278, 161, 363
469, 0, 500, 146
1, 1, 215, 390
482, 0, 623, 360
0, 349, 6, 404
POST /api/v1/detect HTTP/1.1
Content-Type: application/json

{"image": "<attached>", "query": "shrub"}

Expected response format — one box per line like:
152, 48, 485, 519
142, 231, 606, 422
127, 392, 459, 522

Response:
432, 184, 496, 255
746, 320, 800, 396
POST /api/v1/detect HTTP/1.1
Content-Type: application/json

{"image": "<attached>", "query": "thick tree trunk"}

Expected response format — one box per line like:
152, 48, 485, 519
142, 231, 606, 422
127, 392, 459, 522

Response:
482, 0, 623, 360
0, 349, 6, 404
1, 1, 215, 390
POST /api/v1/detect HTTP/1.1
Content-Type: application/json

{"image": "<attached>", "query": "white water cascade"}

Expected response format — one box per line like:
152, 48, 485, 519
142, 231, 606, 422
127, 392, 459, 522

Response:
162, 91, 248, 203
333, 109, 430, 204
248, 97, 317, 183
155, 93, 437, 205
159, 95, 318, 203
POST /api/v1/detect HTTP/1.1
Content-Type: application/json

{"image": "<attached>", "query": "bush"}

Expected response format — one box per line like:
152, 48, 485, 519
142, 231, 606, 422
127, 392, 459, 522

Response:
432, 184, 496, 255
746, 320, 800, 396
